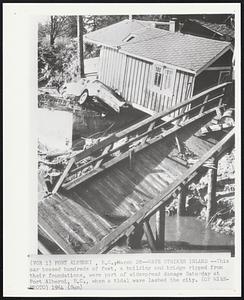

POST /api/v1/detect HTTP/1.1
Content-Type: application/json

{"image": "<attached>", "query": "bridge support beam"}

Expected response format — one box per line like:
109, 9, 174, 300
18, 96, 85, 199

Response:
155, 207, 165, 250
206, 157, 218, 223
178, 186, 187, 216
127, 223, 144, 249
143, 219, 157, 252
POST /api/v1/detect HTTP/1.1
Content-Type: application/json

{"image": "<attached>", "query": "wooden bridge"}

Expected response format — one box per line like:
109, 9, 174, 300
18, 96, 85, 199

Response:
38, 82, 234, 254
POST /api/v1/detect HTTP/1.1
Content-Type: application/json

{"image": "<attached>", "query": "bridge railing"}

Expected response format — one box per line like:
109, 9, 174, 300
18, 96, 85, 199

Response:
52, 82, 232, 193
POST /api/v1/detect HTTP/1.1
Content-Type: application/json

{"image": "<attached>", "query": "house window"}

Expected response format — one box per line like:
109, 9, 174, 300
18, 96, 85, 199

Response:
123, 34, 136, 42
153, 65, 174, 94
218, 71, 231, 84
154, 66, 163, 87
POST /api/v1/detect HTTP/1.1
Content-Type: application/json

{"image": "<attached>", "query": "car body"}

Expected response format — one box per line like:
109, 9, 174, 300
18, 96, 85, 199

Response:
61, 78, 128, 113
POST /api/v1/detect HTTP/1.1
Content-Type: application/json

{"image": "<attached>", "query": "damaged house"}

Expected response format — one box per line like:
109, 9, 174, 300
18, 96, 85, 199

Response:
84, 19, 233, 115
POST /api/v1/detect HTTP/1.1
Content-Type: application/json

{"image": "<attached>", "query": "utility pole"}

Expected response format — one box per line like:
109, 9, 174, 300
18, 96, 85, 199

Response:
77, 16, 85, 78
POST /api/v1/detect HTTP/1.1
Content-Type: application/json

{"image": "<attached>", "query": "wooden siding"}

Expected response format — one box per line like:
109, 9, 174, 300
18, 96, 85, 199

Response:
171, 70, 195, 117
98, 46, 195, 115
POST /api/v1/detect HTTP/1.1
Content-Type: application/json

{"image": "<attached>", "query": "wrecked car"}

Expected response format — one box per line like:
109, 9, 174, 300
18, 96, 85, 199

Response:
61, 78, 129, 113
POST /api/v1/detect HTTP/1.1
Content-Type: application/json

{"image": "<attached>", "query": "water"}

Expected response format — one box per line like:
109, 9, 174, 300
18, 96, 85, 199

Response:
164, 215, 234, 249
72, 107, 147, 142
110, 215, 234, 254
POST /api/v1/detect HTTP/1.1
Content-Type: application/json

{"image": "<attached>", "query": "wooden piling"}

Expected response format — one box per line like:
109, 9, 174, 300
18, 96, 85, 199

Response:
127, 223, 144, 249
129, 149, 134, 170
178, 185, 187, 216
155, 207, 165, 250
143, 219, 157, 252
206, 157, 218, 223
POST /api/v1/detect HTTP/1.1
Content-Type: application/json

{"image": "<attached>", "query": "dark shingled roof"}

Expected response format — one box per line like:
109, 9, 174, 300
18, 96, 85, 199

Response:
120, 27, 231, 72
85, 19, 232, 73
189, 19, 234, 38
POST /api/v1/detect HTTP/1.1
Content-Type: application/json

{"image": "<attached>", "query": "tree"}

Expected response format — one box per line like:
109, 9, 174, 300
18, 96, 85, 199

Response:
83, 15, 127, 32
49, 16, 71, 46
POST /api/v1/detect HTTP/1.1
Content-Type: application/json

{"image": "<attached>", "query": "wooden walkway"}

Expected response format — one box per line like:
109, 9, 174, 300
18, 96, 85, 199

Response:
38, 82, 234, 254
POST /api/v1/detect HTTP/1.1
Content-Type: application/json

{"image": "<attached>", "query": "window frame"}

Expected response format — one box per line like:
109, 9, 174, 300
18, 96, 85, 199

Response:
218, 70, 231, 84
152, 64, 176, 95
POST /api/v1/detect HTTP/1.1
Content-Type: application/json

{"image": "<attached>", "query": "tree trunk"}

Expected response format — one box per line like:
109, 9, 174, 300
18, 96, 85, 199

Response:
50, 35, 55, 47
77, 16, 85, 78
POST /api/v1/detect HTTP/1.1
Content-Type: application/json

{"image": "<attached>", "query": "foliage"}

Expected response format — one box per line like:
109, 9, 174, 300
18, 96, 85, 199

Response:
38, 38, 79, 89
83, 15, 127, 32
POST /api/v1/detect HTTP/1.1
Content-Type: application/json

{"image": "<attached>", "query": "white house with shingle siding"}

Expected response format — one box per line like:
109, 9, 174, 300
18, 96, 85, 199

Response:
84, 19, 233, 115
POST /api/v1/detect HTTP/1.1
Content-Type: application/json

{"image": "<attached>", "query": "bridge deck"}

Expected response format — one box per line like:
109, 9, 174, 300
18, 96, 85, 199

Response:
38, 114, 228, 254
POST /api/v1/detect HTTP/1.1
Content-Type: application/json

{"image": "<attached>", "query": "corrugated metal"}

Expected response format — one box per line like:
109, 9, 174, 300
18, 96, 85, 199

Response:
98, 47, 195, 114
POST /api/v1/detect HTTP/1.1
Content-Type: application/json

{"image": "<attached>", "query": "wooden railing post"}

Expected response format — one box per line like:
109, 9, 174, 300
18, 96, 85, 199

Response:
155, 207, 165, 250
206, 157, 218, 223
200, 94, 209, 114
218, 87, 226, 107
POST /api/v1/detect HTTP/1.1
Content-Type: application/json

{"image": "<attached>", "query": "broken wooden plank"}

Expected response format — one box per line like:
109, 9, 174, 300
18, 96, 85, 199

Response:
94, 144, 112, 169
52, 157, 75, 194
201, 123, 233, 134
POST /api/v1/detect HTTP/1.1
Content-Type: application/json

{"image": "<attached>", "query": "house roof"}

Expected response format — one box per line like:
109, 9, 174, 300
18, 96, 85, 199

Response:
84, 19, 155, 47
120, 27, 232, 73
85, 19, 232, 74
189, 19, 234, 39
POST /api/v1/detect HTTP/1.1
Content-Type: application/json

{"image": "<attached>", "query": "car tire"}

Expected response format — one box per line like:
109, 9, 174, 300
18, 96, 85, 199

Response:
78, 89, 89, 105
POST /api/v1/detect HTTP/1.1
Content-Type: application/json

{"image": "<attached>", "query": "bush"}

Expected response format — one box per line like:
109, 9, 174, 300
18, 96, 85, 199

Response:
38, 38, 80, 89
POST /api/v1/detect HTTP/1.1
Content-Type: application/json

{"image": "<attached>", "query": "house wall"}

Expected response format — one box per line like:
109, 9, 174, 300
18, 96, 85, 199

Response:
193, 50, 233, 94
193, 70, 220, 94
98, 46, 195, 115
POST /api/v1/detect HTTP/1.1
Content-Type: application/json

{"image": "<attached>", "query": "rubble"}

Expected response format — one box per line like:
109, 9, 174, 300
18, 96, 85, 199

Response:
200, 108, 235, 135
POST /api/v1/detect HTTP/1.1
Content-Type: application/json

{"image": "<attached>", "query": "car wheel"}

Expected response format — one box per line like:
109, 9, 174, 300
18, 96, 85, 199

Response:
78, 89, 88, 105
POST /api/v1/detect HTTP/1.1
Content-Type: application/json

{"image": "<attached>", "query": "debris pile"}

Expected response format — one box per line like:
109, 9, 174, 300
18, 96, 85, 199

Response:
38, 88, 77, 111
201, 108, 235, 135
